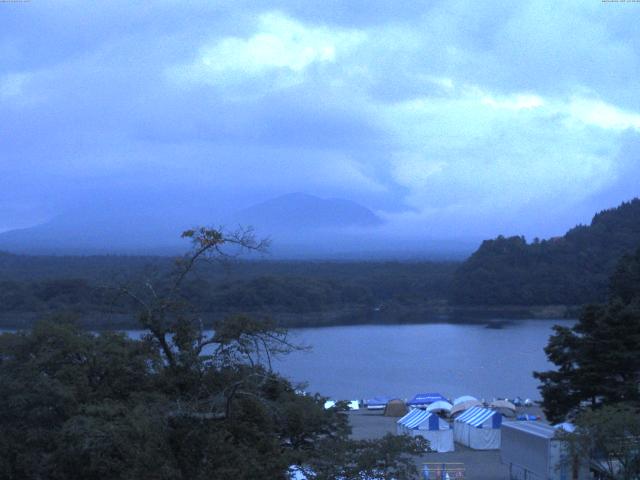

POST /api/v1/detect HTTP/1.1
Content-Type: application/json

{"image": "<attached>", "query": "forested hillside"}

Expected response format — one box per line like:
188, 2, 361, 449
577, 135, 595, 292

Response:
451, 199, 640, 305
4, 198, 639, 325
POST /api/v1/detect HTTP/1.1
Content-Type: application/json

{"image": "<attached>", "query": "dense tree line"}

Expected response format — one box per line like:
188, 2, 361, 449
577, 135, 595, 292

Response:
0, 251, 456, 290
0, 228, 427, 479
451, 199, 640, 305
0, 277, 373, 315
0, 254, 456, 328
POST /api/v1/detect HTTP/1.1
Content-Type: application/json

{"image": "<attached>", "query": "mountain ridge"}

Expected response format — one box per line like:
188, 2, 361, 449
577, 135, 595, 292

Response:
0, 192, 386, 256
229, 192, 383, 230
451, 198, 640, 305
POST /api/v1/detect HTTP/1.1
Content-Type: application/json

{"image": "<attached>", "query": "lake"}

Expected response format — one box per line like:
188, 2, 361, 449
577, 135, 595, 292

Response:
1, 319, 571, 402
271, 320, 573, 402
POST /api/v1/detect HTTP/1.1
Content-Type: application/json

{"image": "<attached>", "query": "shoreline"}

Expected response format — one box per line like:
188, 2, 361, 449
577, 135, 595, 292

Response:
0, 304, 578, 331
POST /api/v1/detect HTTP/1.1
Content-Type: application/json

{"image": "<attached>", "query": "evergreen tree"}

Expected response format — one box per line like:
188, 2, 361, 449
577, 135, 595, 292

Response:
534, 247, 640, 423
452, 198, 640, 306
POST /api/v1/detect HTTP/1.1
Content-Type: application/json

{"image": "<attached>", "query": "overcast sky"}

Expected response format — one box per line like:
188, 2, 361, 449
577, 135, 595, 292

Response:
1, 0, 639, 241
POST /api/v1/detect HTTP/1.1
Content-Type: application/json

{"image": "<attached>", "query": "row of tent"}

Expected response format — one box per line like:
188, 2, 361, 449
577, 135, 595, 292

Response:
368, 393, 450, 409
396, 406, 503, 452
367, 393, 520, 418
291, 420, 580, 480
366, 393, 448, 410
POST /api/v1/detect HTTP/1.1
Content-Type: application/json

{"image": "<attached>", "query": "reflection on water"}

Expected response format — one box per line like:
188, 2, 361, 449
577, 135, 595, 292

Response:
272, 320, 574, 401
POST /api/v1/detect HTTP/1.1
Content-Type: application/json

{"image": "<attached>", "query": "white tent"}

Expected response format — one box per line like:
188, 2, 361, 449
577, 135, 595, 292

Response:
489, 399, 516, 417
426, 400, 453, 415
454, 406, 502, 450
453, 395, 478, 406
396, 410, 454, 452
451, 399, 482, 417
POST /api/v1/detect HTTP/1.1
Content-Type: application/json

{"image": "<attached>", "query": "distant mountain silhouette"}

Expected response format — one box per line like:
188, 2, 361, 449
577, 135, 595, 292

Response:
0, 192, 477, 259
0, 186, 251, 255
0, 208, 191, 255
451, 198, 640, 305
228, 193, 383, 231
0, 193, 390, 256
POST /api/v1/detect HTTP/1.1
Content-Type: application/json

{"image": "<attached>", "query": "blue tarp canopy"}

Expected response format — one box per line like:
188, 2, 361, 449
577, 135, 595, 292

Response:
516, 414, 538, 421
365, 396, 391, 409
406, 393, 447, 406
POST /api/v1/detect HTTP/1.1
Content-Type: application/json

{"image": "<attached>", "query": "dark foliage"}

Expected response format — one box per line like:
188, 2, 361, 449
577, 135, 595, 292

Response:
565, 404, 640, 479
0, 253, 456, 328
534, 247, 640, 423
0, 318, 343, 479
0, 227, 427, 479
452, 199, 640, 305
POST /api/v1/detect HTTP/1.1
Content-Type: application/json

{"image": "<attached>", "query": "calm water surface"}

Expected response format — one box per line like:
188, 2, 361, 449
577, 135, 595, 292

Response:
271, 320, 573, 401
1, 319, 572, 402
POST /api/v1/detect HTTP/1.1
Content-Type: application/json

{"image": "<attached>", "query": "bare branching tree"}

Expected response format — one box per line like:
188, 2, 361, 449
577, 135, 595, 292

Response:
118, 226, 269, 368
117, 226, 309, 420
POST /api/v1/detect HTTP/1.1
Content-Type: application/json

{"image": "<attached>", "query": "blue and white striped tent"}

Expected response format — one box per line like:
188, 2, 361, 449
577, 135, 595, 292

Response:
397, 409, 428, 434
454, 406, 502, 450
396, 410, 454, 452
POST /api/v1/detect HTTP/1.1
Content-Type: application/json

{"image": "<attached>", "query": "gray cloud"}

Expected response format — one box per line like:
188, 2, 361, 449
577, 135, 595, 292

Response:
1, 0, 639, 242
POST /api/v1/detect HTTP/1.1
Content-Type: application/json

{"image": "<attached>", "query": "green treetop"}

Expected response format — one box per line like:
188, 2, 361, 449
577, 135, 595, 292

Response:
535, 247, 640, 423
